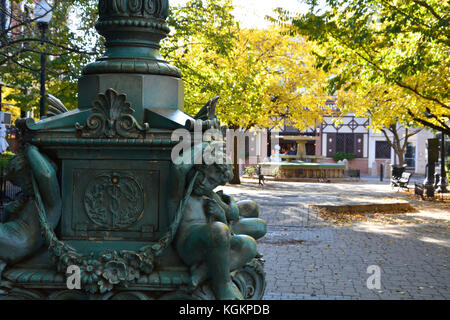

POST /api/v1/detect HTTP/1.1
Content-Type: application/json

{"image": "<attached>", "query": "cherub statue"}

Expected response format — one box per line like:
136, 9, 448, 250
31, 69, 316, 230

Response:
174, 146, 266, 300
0, 144, 62, 277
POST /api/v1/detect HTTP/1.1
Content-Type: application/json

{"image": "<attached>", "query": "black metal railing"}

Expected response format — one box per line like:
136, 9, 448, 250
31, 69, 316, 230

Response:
0, 166, 21, 221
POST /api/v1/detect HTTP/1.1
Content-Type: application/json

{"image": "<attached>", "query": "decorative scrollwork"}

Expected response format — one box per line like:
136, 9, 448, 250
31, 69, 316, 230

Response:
128, 0, 142, 13
112, 0, 127, 14
232, 258, 266, 300
75, 88, 149, 139
98, 0, 169, 20
143, 0, 156, 15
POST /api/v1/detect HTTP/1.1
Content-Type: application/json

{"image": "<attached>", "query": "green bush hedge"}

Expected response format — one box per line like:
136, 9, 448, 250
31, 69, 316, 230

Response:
332, 152, 356, 162
244, 166, 256, 176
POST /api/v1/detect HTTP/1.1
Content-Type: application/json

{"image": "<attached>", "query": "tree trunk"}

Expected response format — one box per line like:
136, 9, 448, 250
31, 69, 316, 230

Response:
230, 135, 241, 184
382, 125, 421, 168
396, 150, 405, 167
382, 126, 405, 167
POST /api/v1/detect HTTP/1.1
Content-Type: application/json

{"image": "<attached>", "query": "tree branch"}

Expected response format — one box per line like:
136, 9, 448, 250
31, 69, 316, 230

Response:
0, 38, 97, 56
412, 0, 445, 23
407, 109, 450, 135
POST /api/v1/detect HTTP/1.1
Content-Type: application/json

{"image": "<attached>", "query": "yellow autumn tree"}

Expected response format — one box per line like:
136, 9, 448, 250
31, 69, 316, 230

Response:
281, 0, 449, 134
1, 86, 21, 124
336, 83, 427, 166
164, 19, 334, 130
163, 1, 336, 183
259, 32, 335, 131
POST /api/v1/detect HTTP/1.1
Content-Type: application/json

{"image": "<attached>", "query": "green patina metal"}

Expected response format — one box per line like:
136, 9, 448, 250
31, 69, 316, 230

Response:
83, 0, 179, 77
0, 0, 267, 300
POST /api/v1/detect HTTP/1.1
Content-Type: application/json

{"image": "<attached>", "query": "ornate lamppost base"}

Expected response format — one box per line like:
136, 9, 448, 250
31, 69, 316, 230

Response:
0, 257, 265, 300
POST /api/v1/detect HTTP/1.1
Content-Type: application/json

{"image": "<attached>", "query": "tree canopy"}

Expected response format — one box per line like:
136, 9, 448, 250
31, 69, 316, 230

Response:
1, 0, 336, 131
163, 0, 334, 130
277, 0, 449, 134
0, 0, 100, 112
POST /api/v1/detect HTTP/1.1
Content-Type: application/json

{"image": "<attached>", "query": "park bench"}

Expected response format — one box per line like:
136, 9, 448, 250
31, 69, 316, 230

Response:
391, 172, 412, 190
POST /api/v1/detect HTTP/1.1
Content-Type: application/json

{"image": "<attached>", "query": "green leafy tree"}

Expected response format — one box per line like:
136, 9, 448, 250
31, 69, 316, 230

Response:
163, 1, 335, 182
277, 0, 449, 134
0, 0, 100, 113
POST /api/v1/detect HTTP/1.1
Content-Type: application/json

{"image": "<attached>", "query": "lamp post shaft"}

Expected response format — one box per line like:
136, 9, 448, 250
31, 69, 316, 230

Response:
437, 131, 448, 193
39, 22, 48, 119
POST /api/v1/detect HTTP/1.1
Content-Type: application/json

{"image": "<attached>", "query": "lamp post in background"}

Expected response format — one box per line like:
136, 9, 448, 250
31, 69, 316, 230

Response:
436, 131, 448, 193
33, 0, 52, 119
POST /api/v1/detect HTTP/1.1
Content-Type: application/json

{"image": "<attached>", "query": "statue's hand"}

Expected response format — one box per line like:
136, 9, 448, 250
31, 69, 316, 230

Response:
205, 199, 227, 223
219, 193, 240, 222
220, 193, 232, 204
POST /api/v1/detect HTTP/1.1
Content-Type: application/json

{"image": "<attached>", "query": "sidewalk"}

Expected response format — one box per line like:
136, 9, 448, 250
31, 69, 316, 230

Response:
220, 179, 450, 300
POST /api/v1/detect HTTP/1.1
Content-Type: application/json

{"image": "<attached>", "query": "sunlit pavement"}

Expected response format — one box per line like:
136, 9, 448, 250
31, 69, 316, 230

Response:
219, 179, 450, 300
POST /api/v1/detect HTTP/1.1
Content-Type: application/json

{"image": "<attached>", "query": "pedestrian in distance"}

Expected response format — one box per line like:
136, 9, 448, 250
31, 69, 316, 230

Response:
255, 165, 265, 186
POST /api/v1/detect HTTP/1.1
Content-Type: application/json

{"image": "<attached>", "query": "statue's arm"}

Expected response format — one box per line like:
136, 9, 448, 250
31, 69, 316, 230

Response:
25, 145, 60, 209
218, 193, 240, 222
205, 198, 227, 224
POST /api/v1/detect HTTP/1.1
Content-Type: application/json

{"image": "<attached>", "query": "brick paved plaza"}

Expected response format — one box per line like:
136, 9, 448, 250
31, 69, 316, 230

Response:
220, 179, 450, 300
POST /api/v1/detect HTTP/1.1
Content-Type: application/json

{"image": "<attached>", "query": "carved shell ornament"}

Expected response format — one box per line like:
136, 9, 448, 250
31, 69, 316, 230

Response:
76, 88, 149, 138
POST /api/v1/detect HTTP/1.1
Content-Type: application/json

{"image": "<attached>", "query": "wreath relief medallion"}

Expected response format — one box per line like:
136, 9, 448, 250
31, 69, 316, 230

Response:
84, 172, 144, 229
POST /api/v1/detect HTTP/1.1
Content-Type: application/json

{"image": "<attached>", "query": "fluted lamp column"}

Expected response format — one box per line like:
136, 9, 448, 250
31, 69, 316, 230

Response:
33, 0, 53, 119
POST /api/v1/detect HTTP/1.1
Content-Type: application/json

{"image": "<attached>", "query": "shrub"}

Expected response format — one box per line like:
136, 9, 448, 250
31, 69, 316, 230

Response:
2, 151, 15, 159
244, 166, 256, 177
273, 167, 281, 178
333, 152, 356, 162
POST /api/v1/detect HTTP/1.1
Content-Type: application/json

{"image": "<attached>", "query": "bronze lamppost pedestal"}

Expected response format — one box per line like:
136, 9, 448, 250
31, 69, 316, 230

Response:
0, 0, 266, 300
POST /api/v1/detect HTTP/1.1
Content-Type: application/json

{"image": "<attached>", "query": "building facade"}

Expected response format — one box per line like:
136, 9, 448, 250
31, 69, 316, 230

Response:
255, 111, 435, 177
319, 115, 434, 176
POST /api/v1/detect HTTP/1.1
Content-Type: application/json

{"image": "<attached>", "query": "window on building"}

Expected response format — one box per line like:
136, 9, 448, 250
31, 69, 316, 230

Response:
305, 141, 316, 156
335, 133, 354, 154
375, 141, 391, 159
405, 142, 416, 168
327, 133, 364, 158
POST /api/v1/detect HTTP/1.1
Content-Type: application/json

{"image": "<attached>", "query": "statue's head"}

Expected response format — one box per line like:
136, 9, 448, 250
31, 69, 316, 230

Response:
5, 153, 33, 195
192, 162, 233, 196
187, 141, 233, 196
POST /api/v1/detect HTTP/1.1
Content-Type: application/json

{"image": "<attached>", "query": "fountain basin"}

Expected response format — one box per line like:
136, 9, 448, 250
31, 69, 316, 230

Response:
260, 161, 346, 179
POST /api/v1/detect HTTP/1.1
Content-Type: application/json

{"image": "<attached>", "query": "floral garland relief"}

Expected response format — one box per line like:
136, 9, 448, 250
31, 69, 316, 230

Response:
31, 168, 197, 294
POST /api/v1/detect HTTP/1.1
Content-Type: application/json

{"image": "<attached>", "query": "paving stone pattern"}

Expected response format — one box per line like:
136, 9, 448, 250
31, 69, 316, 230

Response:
220, 180, 450, 300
